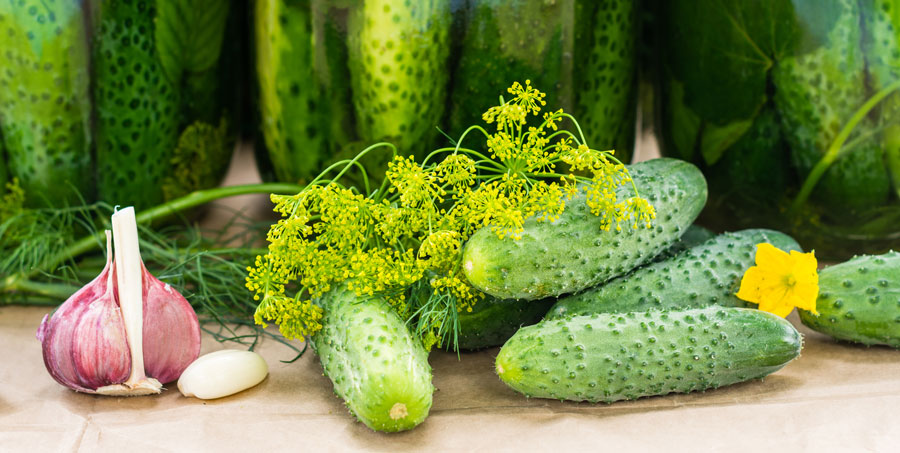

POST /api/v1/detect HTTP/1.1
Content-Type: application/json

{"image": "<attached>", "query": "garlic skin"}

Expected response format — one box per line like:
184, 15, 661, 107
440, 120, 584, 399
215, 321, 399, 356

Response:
37, 208, 201, 395
36, 232, 131, 393
141, 262, 201, 384
178, 350, 268, 400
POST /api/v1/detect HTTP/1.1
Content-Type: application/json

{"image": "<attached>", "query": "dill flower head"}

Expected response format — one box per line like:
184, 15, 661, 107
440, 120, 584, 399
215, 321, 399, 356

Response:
246, 81, 655, 348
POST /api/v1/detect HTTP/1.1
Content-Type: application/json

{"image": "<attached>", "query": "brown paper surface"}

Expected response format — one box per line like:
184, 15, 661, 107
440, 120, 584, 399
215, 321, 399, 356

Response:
4, 305, 900, 452
3, 144, 900, 451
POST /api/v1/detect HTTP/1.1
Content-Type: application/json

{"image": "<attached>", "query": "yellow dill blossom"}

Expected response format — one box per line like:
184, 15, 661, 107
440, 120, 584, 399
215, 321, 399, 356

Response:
246, 81, 655, 348
736, 243, 819, 318
418, 231, 462, 271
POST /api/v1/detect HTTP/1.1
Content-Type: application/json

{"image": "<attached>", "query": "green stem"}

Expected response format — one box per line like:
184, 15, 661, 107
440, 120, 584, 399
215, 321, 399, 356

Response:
3, 182, 304, 289
791, 79, 900, 213
5, 279, 80, 300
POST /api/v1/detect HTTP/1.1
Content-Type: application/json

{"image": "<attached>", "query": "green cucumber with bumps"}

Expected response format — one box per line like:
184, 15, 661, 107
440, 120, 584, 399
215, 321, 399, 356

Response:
496, 307, 802, 403
574, 0, 637, 157
448, 0, 570, 139
799, 251, 900, 348
93, 0, 180, 209
462, 158, 708, 301
546, 229, 802, 319
255, 0, 324, 183
456, 225, 714, 351
0, 0, 92, 207
313, 286, 433, 432
455, 297, 555, 351
773, 0, 890, 212
652, 224, 715, 262
347, 0, 451, 157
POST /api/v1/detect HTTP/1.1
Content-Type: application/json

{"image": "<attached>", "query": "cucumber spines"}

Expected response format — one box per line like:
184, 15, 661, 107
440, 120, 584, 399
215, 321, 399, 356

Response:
497, 307, 802, 403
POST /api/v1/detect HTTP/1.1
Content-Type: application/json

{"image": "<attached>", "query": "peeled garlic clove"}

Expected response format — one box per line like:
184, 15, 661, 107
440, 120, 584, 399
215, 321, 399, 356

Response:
178, 350, 268, 400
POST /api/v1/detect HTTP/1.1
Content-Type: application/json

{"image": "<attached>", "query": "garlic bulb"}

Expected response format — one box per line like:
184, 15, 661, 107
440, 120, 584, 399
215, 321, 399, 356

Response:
36, 207, 201, 396
178, 350, 268, 400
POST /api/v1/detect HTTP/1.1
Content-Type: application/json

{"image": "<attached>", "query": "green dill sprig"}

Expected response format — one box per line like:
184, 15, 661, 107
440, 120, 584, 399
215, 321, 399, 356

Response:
0, 182, 308, 357
247, 81, 656, 350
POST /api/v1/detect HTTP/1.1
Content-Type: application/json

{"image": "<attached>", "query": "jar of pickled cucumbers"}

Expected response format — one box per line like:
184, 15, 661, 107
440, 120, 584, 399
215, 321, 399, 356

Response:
652, 0, 900, 259
252, 0, 639, 184
0, 0, 240, 209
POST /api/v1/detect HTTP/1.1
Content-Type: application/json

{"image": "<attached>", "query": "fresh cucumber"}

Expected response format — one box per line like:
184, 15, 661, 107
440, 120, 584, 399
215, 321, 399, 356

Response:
574, 0, 637, 157
799, 251, 900, 348
347, 0, 451, 157
653, 224, 715, 262
93, 0, 180, 209
456, 224, 714, 351
773, 0, 890, 212
497, 307, 802, 403
455, 297, 554, 351
313, 286, 434, 432
448, 0, 570, 138
546, 229, 802, 319
0, 0, 92, 207
462, 158, 707, 301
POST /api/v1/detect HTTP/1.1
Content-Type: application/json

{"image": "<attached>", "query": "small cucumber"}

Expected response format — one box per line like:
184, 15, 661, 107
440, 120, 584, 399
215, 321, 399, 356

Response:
462, 158, 707, 301
448, 0, 570, 139
574, 0, 637, 157
546, 229, 802, 319
313, 286, 433, 432
497, 307, 802, 403
254, 0, 324, 183
455, 297, 554, 351
799, 251, 900, 348
773, 0, 890, 212
0, 1, 92, 207
347, 0, 451, 157
94, 0, 180, 209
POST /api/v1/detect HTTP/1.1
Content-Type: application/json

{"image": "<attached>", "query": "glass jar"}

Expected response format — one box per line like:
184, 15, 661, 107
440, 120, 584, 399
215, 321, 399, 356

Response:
0, 0, 239, 209
252, 0, 639, 184
653, 0, 900, 259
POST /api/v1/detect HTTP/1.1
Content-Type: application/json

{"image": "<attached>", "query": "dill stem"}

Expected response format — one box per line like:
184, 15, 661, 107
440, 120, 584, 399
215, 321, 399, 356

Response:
2, 182, 304, 291
791, 79, 900, 213
5, 279, 79, 300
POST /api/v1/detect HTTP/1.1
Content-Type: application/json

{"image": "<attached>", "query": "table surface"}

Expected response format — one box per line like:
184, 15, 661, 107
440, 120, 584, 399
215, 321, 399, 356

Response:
2, 144, 899, 452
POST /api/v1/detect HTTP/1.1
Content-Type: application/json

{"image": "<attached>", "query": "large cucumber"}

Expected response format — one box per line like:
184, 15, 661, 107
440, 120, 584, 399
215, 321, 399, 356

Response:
347, 0, 451, 157
93, 0, 180, 209
773, 0, 890, 212
462, 158, 707, 301
313, 286, 433, 432
0, 0, 92, 207
573, 0, 637, 157
799, 251, 900, 348
448, 0, 571, 138
455, 297, 554, 351
546, 229, 802, 319
496, 307, 802, 403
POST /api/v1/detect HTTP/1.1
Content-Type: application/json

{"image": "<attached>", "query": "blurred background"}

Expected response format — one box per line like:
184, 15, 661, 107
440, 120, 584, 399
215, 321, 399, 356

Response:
2, 0, 900, 259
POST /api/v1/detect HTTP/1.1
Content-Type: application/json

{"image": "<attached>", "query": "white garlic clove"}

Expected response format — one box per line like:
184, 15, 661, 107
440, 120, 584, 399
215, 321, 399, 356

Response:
177, 350, 268, 400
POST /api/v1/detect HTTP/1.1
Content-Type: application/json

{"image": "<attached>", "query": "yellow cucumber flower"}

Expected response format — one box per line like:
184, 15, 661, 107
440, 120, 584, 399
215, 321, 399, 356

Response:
736, 243, 819, 318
